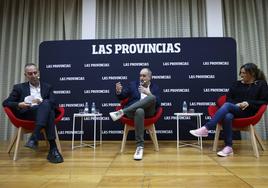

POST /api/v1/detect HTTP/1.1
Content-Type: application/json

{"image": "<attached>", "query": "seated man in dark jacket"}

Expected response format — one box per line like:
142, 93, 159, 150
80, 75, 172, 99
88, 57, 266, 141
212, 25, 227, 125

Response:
109, 68, 161, 160
3, 63, 63, 163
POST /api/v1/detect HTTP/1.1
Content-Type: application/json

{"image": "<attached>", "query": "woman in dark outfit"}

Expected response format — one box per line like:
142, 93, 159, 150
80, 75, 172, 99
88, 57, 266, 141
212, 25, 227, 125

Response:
190, 63, 268, 157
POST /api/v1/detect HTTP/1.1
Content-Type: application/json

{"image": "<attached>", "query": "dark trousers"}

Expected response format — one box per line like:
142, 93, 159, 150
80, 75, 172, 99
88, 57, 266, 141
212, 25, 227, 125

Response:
16, 99, 56, 141
123, 95, 156, 147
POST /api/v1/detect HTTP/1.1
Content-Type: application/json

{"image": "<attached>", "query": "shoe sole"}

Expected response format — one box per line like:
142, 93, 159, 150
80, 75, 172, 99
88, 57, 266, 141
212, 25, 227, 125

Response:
189, 130, 208, 137
47, 159, 64, 163
133, 158, 142, 160
47, 156, 64, 163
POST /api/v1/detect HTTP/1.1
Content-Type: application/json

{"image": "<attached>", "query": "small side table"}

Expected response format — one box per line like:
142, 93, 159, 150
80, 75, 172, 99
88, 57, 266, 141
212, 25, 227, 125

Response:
174, 112, 203, 150
72, 113, 103, 150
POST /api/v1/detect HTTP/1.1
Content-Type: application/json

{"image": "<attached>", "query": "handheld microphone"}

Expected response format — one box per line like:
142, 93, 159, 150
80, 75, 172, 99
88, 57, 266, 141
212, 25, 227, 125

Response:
140, 80, 146, 86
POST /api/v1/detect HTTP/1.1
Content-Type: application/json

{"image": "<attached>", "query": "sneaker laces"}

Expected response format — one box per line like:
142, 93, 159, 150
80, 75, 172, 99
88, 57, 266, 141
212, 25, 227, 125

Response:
222, 146, 232, 153
115, 110, 123, 117
136, 147, 143, 155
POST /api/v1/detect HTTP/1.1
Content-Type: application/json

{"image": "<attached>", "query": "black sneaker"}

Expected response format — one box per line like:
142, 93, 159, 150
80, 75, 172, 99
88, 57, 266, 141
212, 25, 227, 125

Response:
47, 148, 64, 163
25, 139, 38, 150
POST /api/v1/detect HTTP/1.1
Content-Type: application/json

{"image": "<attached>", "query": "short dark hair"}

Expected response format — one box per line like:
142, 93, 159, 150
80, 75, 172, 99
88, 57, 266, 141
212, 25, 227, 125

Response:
24, 63, 38, 71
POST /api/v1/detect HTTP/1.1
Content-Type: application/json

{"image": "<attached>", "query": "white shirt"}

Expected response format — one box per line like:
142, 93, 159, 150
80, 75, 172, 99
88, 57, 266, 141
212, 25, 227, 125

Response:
29, 83, 43, 103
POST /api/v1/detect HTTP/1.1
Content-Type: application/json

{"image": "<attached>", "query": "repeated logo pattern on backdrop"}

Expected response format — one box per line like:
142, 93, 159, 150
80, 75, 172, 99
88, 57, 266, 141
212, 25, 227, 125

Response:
39, 37, 237, 141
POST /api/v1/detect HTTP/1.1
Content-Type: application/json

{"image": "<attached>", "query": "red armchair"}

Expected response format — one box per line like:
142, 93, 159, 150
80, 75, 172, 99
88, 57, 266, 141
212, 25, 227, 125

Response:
4, 106, 64, 160
208, 95, 267, 157
115, 98, 163, 153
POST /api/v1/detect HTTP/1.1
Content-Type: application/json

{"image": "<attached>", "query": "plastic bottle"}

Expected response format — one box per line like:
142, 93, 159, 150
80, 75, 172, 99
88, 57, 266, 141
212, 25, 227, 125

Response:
84, 102, 89, 113
91, 102, 96, 114
182, 101, 188, 113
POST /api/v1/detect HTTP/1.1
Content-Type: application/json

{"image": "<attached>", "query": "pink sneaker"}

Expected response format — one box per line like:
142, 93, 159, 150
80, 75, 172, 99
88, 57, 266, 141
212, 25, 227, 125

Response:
217, 146, 233, 157
189, 126, 208, 137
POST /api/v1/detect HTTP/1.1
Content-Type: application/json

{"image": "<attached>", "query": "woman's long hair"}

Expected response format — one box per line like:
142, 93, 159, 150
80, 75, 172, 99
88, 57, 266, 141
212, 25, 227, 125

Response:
240, 63, 266, 81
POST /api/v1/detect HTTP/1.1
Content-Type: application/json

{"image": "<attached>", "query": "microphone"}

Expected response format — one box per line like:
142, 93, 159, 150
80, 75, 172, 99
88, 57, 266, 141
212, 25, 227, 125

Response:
140, 80, 146, 86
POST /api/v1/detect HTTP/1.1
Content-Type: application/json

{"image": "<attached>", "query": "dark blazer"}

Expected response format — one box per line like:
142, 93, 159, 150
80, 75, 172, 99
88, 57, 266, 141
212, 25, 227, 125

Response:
2, 82, 57, 113
116, 80, 161, 109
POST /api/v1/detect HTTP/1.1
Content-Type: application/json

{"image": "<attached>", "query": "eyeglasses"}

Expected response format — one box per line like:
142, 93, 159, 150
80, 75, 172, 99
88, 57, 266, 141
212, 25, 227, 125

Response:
26, 71, 38, 76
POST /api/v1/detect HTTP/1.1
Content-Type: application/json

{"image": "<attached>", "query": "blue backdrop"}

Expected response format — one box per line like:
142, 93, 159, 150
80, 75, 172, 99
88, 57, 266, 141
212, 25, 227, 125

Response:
39, 37, 237, 141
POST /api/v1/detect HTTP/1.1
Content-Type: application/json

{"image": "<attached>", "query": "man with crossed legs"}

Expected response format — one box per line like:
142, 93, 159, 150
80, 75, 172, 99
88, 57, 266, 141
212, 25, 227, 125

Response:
109, 68, 161, 160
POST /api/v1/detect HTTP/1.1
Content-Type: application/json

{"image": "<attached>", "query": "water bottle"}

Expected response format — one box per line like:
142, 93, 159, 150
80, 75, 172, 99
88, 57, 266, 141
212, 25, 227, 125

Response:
84, 102, 89, 113
182, 101, 188, 113
91, 102, 96, 114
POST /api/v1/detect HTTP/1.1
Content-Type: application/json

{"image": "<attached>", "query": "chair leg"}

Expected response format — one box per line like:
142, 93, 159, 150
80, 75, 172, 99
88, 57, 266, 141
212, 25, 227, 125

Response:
147, 124, 159, 152
249, 125, 259, 158
212, 124, 220, 152
254, 129, 266, 151
54, 126, 62, 154
13, 127, 23, 161
120, 124, 130, 153
7, 129, 19, 153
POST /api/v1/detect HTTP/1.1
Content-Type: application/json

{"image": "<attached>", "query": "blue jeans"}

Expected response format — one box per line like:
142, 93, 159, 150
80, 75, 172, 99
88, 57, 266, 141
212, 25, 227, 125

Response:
204, 102, 248, 147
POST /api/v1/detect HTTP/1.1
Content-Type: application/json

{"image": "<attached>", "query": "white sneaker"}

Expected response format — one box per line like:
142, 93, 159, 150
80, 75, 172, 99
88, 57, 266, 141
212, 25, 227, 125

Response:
109, 110, 124, 121
133, 146, 144, 160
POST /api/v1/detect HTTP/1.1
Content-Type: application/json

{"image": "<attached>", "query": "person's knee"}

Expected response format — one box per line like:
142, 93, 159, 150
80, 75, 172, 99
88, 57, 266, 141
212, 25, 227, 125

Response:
135, 108, 145, 117
147, 95, 156, 103
224, 113, 234, 122
145, 95, 156, 106
40, 99, 51, 109
222, 102, 232, 108
221, 102, 235, 112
